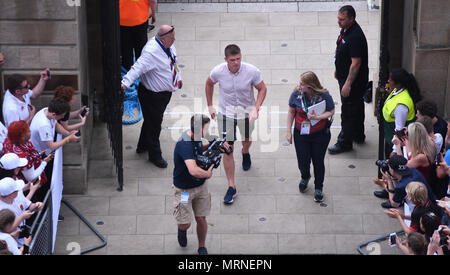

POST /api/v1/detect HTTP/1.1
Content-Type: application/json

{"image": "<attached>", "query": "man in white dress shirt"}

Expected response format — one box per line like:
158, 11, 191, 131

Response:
2, 70, 50, 127
122, 25, 182, 168
205, 44, 267, 204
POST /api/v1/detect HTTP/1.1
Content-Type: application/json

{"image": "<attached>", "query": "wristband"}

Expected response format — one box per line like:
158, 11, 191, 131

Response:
65, 137, 70, 144
23, 244, 29, 254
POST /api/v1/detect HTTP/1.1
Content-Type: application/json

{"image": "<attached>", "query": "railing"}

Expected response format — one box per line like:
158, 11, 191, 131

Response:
100, 0, 124, 191
29, 190, 53, 255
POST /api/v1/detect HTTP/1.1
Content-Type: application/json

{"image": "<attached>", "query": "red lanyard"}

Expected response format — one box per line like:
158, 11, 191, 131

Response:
336, 33, 344, 51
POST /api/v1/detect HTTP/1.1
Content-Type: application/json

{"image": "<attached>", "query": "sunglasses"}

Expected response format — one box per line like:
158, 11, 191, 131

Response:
159, 26, 174, 37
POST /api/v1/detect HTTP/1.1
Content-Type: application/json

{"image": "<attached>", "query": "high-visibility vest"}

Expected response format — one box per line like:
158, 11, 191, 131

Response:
120, 0, 151, 27
382, 88, 415, 123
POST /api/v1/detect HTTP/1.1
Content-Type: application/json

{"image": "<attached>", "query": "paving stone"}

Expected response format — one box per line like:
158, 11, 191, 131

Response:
172, 12, 221, 27
335, 234, 381, 254
220, 195, 277, 214
278, 234, 337, 254
62, 196, 110, 216
276, 194, 334, 214
196, 27, 245, 40
138, 177, 174, 196
206, 214, 249, 234
220, 13, 269, 26
79, 215, 137, 235
305, 214, 363, 234
109, 196, 166, 216
245, 26, 295, 41
249, 214, 305, 234
332, 195, 386, 215
362, 214, 403, 235
221, 234, 278, 254
106, 235, 164, 255
87, 177, 138, 197
269, 12, 318, 26
137, 215, 192, 234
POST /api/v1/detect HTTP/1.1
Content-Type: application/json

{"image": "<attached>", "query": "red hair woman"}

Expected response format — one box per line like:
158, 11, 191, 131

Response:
1, 120, 54, 202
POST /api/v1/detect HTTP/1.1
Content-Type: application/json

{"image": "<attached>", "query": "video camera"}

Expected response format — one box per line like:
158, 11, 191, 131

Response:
196, 137, 232, 170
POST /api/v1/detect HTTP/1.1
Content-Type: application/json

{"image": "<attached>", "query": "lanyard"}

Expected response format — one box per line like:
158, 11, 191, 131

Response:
301, 94, 316, 113
155, 37, 176, 66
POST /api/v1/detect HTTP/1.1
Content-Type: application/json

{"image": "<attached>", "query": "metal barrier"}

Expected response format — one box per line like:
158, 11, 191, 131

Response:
29, 191, 53, 255
357, 230, 405, 255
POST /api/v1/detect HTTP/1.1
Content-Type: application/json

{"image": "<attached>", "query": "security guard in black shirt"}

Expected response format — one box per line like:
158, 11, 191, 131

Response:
328, 5, 369, 154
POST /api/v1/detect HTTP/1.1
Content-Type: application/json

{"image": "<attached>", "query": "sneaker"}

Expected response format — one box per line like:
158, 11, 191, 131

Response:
314, 189, 324, 202
242, 151, 251, 171
177, 228, 187, 247
198, 247, 208, 255
374, 190, 389, 199
328, 143, 352, 155
299, 178, 310, 193
224, 187, 237, 204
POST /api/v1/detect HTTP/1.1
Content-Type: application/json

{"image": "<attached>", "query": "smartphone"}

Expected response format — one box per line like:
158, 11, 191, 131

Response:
389, 232, 397, 247
33, 176, 41, 185
75, 130, 81, 137
47, 70, 51, 79
80, 107, 89, 117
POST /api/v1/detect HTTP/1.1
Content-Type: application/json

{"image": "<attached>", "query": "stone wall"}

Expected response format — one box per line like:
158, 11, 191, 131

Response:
0, 0, 93, 194
402, 0, 450, 118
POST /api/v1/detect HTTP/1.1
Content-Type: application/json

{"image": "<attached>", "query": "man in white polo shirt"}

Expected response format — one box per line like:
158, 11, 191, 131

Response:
121, 25, 182, 168
205, 44, 267, 204
2, 70, 50, 127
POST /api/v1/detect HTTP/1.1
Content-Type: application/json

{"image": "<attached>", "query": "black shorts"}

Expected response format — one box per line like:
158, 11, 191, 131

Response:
217, 113, 255, 145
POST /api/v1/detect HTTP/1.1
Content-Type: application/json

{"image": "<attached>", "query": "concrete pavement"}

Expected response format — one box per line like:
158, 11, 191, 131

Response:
55, 3, 404, 255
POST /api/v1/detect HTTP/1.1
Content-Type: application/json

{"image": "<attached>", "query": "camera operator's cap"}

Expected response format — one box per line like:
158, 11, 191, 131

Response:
0, 177, 25, 196
388, 155, 411, 176
0, 153, 28, 170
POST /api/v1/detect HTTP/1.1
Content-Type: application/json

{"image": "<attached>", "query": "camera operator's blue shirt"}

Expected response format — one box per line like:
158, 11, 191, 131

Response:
393, 167, 437, 204
173, 131, 206, 189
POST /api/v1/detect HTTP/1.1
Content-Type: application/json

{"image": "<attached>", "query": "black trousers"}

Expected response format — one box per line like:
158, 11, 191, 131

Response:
137, 84, 172, 160
120, 21, 148, 71
293, 128, 331, 191
336, 80, 366, 148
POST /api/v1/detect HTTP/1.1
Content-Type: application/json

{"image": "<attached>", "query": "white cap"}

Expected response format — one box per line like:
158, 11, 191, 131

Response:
0, 177, 25, 196
0, 153, 28, 170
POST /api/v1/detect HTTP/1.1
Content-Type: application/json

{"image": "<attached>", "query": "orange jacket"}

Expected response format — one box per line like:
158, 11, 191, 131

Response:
120, 0, 152, 27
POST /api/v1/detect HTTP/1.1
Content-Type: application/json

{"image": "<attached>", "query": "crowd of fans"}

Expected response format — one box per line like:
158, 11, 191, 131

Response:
373, 71, 450, 255
0, 62, 87, 255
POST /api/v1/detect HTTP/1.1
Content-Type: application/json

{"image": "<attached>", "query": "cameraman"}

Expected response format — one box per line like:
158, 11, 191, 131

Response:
378, 155, 437, 209
172, 114, 215, 255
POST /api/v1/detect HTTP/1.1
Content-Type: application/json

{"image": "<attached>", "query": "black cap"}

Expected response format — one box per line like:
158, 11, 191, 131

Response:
388, 155, 411, 176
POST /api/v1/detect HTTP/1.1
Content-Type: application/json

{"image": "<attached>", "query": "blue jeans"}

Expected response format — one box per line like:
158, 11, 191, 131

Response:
293, 128, 331, 191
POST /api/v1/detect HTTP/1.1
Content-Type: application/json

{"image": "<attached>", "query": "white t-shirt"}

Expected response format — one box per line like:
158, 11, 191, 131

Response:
2, 89, 34, 127
210, 62, 263, 119
0, 191, 32, 247
30, 108, 56, 154
0, 232, 21, 255
0, 122, 7, 151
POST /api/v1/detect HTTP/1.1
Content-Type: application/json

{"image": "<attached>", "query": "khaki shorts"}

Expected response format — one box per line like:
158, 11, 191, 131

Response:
173, 183, 211, 225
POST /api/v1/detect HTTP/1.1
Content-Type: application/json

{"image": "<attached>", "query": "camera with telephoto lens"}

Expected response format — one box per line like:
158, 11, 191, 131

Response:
375, 160, 390, 172
18, 224, 31, 239
196, 137, 232, 171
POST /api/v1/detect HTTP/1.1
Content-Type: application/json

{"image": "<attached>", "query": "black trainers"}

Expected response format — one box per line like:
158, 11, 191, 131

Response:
314, 189, 324, 202
242, 152, 251, 171
374, 190, 389, 199
224, 187, 237, 204
328, 143, 352, 155
149, 157, 168, 168
177, 228, 187, 247
299, 178, 310, 193
198, 247, 208, 255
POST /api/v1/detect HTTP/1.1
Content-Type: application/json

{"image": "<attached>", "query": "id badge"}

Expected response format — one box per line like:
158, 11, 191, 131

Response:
300, 121, 311, 135
180, 192, 189, 204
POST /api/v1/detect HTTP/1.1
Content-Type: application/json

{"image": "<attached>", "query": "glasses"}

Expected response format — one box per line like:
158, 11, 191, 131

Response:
159, 26, 174, 37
